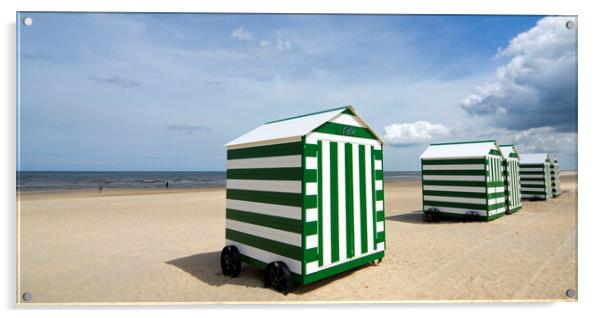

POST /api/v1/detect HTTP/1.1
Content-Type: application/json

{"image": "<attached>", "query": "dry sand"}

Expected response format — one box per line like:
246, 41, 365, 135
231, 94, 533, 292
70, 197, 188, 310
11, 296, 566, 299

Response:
17, 173, 577, 304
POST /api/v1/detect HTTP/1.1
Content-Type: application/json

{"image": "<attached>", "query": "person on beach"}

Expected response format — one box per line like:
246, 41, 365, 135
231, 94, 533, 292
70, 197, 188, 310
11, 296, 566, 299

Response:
98, 184, 103, 193
165, 182, 169, 189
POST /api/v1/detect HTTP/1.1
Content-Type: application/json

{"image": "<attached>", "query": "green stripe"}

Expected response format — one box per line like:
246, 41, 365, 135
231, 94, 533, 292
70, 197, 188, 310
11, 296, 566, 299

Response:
226, 189, 302, 207
304, 169, 317, 182
345, 142, 354, 258
422, 170, 485, 176
375, 170, 383, 180
304, 143, 318, 157
304, 247, 318, 263
520, 177, 545, 181
227, 167, 302, 180
226, 229, 302, 261
429, 211, 504, 222
509, 153, 519, 158
520, 164, 544, 168
375, 210, 385, 222
304, 221, 318, 236
239, 254, 302, 284
422, 158, 485, 165
226, 209, 302, 233
422, 180, 487, 187
424, 189, 504, 200
317, 140, 323, 266
359, 145, 368, 254
313, 122, 377, 140
330, 141, 339, 263
375, 189, 384, 201
522, 190, 547, 194
371, 146, 377, 250
423, 200, 487, 211
374, 150, 383, 160
304, 195, 317, 208
227, 142, 302, 159
520, 171, 544, 175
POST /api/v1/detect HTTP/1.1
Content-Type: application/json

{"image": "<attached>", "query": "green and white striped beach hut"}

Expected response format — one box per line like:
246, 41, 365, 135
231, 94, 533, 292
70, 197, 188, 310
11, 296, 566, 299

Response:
551, 155, 561, 197
420, 140, 507, 222
220, 106, 386, 293
519, 153, 553, 200
499, 145, 522, 214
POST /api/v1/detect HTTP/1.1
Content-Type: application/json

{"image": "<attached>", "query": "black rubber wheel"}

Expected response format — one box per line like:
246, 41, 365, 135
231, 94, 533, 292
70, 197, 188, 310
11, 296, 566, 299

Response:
220, 245, 241, 278
264, 261, 293, 295
464, 211, 482, 222
423, 208, 440, 223
371, 258, 383, 265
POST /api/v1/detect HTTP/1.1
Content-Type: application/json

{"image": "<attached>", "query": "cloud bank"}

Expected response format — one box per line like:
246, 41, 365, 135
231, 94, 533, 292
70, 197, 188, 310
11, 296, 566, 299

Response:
460, 17, 577, 132
89, 75, 142, 88
383, 121, 451, 147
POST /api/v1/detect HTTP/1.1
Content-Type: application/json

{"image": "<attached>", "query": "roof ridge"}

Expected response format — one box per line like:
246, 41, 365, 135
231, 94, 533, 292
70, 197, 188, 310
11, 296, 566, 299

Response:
264, 105, 351, 124
430, 139, 496, 146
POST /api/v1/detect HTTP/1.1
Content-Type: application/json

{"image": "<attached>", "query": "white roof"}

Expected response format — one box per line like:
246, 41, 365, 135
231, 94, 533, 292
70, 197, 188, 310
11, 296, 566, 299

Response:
420, 141, 500, 160
225, 106, 383, 147
520, 153, 550, 164
499, 145, 519, 160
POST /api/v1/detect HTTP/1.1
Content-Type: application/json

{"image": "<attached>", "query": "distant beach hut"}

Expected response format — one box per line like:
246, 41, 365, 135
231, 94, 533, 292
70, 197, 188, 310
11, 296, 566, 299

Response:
221, 105, 386, 294
420, 140, 507, 222
551, 155, 561, 197
519, 153, 553, 200
499, 144, 522, 214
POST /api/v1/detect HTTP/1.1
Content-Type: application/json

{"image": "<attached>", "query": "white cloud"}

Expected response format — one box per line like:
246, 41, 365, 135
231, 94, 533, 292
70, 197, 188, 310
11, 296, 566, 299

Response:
461, 16, 577, 132
231, 27, 253, 41
383, 121, 451, 147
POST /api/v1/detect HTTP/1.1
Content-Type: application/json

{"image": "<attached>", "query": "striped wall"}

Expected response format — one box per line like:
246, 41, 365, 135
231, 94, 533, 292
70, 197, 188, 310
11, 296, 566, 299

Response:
302, 113, 385, 282
225, 141, 305, 278
503, 158, 522, 213
519, 163, 551, 200
551, 159, 561, 197
421, 154, 505, 220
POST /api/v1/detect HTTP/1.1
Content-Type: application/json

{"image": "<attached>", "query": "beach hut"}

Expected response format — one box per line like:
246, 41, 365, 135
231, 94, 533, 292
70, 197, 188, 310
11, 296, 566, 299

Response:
519, 153, 553, 200
551, 156, 561, 197
499, 145, 522, 214
221, 105, 386, 294
420, 140, 507, 222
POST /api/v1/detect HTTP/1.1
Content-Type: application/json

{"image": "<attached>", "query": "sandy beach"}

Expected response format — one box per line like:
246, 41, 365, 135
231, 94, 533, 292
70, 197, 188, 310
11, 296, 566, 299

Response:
17, 173, 577, 304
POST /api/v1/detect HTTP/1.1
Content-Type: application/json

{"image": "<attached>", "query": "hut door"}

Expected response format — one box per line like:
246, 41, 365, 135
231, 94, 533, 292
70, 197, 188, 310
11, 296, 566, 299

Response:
316, 140, 377, 268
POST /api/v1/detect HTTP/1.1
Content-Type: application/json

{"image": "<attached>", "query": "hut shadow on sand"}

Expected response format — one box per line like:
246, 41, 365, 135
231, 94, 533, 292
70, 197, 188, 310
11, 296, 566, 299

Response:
386, 210, 462, 224
166, 251, 376, 294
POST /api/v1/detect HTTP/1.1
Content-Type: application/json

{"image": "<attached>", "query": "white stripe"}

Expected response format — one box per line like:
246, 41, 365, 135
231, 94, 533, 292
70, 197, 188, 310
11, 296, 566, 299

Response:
375, 160, 382, 170
424, 205, 486, 216
306, 208, 318, 222
489, 207, 506, 216
306, 157, 317, 169
306, 182, 318, 195
374, 144, 382, 150
488, 197, 505, 205
424, 195, 486, 204
227, 179, 301, 193
227, 199, 301, 220
306, 261, 319, 274
226, 219, 301, 246
375, 180, 383, 191
521, 168, 544, 172
365, 145, 374, 253
352, 143, 362, 257
306, 132, 381, 147
376, 200, 384, 211
422, 164, 485, 170
423, 185, 485, 193
329, 113, 366, 127
422, 175, 486, 181
306, 234, 318, 249
487, 186, 505, 194
227, 155, 301, 169
321, 141, 332, 266
377, 242, 385, 251
337, 142, 347, 262
226, 239, 302, 274
376, 221, 384, 232
522, 187, 546, 191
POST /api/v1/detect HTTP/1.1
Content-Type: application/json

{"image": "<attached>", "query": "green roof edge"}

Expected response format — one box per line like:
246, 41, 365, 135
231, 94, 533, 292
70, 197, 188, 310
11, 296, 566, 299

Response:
264, 105, 351, 125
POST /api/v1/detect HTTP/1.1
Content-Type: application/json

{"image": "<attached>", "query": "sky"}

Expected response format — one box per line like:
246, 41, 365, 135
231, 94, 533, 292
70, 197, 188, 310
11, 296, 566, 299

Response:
17, 13, 577, 171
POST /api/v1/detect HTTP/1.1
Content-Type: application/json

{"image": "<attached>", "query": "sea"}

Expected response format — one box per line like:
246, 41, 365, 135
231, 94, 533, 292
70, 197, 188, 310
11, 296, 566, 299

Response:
16, 171, 421, 192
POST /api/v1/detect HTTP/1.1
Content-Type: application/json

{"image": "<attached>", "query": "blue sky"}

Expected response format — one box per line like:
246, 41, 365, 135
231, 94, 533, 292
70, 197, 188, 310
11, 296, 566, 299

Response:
17, 13, 577, 171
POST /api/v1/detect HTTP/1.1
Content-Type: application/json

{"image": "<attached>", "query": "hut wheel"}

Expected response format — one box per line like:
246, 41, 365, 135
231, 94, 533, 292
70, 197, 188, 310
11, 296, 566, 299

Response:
264, 261, 293, 295
424, 208, 440, 223
464, 211, 482, 222
220, 245, 241, 278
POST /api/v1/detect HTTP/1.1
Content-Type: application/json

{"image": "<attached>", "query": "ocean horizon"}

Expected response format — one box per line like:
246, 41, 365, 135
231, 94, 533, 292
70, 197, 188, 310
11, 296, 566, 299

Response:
16, 170, 422, 192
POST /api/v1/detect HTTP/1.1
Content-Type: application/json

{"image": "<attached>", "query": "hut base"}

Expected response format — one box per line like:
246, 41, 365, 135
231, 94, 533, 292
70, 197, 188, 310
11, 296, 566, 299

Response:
425, 210, 505, 222
506, 206, 522, 214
